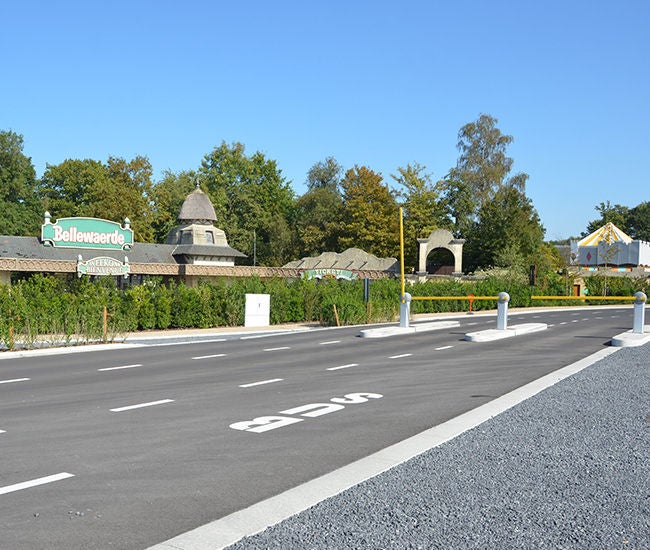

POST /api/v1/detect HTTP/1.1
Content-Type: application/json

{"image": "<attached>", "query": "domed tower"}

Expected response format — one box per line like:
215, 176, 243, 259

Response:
166, 184, 245, 265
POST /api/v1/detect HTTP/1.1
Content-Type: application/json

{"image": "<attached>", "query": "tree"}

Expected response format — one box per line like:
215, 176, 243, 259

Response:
294, 186, 344, 257
392, 163, 451, 269
37, 159, 108, 218
149, 170, 197, 243
37, 156, 155, 242
199, 142, 295, 266
583, 201, 630, 236
444, 114, 528, 237
339, 165, 399, 258
0, 130, 41, 235
464, 185, 545, 272
94, 156, 155, 242
306, 156, 343, 192
628, 201, 650, 241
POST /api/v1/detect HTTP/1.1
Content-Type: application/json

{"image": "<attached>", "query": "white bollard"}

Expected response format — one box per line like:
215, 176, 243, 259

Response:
633, 292, 646, 334
497, 292, 510, 330
399, 293, 412, 328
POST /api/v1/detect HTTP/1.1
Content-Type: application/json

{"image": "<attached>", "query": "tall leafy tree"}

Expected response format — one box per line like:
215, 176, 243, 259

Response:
199, 141, 295, 266
92, 156, 155, 242
445, 114, 528, 237
464, 185, 545, 272
392, 162, 451, 269
339, 165, 399, 258
0, 130, 41, 235
628, 201, 650, 241
37, 155, 155, 242
37, 159, 108, 218
294, 157, 345, 257
306, 156, 343, 192
294, 186, 344, 257
583, 201, 630, 236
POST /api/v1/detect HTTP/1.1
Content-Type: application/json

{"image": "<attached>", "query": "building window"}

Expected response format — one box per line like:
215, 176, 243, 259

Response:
206, 231, 214, 243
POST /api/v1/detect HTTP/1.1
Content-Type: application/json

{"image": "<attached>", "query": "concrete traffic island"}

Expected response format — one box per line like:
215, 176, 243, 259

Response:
360, 320, 460, 339
464, 292, 548, 342
464, 323, 548, 342
611, 292, 648, 347
611, 329, 650, 347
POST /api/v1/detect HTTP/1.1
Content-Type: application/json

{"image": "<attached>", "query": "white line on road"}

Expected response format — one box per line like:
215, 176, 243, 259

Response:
0, 378, 30, 384
239, 378, 284, 388
98, 364, 142, 372
263, 347, 290, 352
0, 472, 75, 496
389, 353, 412, 359
192, 354, 226, 360
0, 429, 5, 434
327, 363, 359, 371
435, 346, 453, 351
319, 340, 341, 345
110, 399, 174, 412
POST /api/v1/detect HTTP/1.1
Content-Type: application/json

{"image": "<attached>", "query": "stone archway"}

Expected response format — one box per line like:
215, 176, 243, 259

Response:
417, 229, 465, 275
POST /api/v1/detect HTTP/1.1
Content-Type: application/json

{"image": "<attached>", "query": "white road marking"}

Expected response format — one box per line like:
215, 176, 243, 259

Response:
572, 320, 579, 323
466, 322, 478, 326
560, 321, 567, 325
192, 354, 226, 360
98, 364, 142, 371
0, 378, 30, 384
239, 378, 283, 388
319, 340, 341, 345
0, 429, 5, 434
110, 399, 174, 412
0, 472, 75, 496
327, 363, 359, 371
389, 353, 412, 359
263, 347, 290, 352
435, 346, 453, 351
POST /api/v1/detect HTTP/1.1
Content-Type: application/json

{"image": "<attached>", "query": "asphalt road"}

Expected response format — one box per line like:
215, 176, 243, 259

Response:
0, 307, 634, 549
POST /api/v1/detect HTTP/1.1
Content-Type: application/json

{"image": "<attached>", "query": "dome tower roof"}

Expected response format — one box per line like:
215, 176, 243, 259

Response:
177, 185, 217, 223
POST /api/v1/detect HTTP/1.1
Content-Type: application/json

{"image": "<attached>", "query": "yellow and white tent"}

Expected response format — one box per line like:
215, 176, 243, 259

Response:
577, 222, 633, 247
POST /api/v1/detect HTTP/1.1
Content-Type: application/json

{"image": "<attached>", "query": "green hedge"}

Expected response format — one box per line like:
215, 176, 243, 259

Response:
1, 273, 645, 350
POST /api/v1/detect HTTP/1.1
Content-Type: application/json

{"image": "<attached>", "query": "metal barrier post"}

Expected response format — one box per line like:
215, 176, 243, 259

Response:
400, 293, 412, 328
633, 292, 647, 334
497, 292, 510, 330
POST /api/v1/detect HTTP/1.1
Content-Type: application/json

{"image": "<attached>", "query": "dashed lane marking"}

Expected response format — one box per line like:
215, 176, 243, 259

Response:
263, 347, 291, 352
389, 353, 412, 359
0, 473, 75, 496
110, 399, 175, 412
0, 378, 30, 384
327, 364, 359, 371
239, 378, 284, 388
435, 346, 453, 351
192, 354, 226, 360
98, 364, 142, 371
319, 340, 341, 345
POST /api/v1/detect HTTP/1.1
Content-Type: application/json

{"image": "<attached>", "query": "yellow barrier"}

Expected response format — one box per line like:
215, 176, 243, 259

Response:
531, 295, 638, 301
410, 295, 498, 301
408, 295, 639, 302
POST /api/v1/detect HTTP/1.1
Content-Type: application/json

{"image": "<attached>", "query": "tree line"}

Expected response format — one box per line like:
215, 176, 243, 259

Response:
3, 114, 646, 273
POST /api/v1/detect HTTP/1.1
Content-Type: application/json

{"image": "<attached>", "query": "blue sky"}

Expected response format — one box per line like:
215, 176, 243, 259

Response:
2, 0, 648, 240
